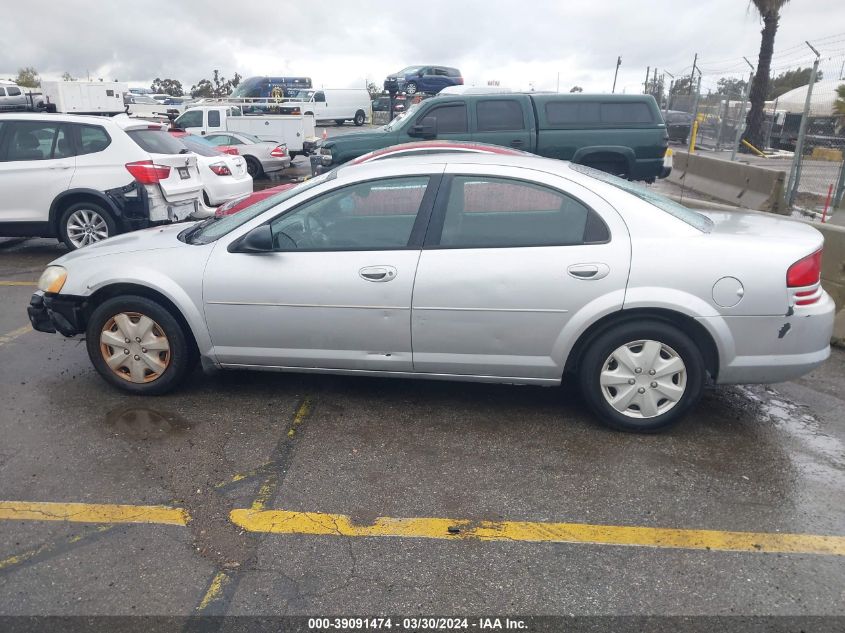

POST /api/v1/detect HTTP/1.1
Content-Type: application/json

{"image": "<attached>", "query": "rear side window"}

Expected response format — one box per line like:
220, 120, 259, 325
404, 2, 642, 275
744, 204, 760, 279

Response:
476, 100, 525, 132
208, 110, 221, 127
7, 87, 21, 96
76, 125, 111, 155
545, 101, 655, 126
436, 176, 608, 248
126, 129, 186, 155
0, 88, 6, 96
426, 104, 467, 134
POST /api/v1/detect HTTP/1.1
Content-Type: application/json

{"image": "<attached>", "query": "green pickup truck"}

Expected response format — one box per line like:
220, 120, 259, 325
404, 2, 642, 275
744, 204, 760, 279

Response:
313, 92, 671, 181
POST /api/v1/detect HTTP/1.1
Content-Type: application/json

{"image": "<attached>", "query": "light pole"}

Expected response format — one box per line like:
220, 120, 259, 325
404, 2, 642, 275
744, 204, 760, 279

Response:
612, 56, 621, 94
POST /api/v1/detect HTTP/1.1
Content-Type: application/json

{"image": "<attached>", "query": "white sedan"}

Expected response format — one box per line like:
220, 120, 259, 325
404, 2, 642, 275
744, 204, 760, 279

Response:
172, 134, 253, 210
203, 132, 290, 178
28, 153, 833, 432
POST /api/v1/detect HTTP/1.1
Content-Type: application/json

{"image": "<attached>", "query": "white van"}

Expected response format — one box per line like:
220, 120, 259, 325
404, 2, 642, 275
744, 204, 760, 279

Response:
284, 89, 371, 126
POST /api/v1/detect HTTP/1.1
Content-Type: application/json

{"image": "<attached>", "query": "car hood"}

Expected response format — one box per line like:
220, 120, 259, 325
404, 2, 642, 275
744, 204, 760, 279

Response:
52, 222, 193, 266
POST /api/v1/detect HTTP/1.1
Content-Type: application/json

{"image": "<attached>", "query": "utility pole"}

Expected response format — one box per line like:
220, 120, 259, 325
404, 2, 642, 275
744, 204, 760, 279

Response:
787, 41, 821, 205
730, 71, 754, 161
644, 66, 650, 94
612, 56, 621, 93
688, 53, 697, 94
651, 67, 658, 97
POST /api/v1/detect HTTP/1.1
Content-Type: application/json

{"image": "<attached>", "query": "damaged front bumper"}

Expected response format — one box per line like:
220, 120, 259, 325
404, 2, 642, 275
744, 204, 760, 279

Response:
27, 291, 86, 336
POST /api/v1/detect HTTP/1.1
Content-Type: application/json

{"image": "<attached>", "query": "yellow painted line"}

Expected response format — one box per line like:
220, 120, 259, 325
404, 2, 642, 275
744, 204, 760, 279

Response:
0, 281, 37, 286
196, 570, 231, 611
0, 501, 189, 526
0, 324, 32, 346
0, 526, 113, 572
229, 509, 845, 557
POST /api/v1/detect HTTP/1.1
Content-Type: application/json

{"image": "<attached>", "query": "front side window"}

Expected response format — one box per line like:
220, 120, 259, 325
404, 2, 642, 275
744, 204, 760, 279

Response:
270, 176, 430, 251
476, 100, 525, 132
425, 104, 467, 134
314, 92, 325, 103
437, 176, 607, 248
75, 125, 111, 155
4, 121, 60, 161
176, 109, 204, 129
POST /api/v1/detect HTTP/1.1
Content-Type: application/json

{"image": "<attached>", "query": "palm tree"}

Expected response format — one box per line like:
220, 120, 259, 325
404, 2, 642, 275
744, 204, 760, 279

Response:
742, 0, 790, 150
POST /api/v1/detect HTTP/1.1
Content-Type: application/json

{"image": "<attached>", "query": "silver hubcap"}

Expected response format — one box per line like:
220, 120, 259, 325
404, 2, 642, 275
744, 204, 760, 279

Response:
66, 209, 109, 248
599, 340, 687, 419
100, 312, 171, 384
406, 83, 417, 94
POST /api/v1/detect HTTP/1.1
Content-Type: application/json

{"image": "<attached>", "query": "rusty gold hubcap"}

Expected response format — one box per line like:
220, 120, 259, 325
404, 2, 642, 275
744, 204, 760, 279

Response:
100, 312, 171, 383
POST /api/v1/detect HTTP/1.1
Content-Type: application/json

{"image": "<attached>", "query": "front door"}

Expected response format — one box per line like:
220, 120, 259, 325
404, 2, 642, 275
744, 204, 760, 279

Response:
203, 173, 441, 371
411, 166, 630, 380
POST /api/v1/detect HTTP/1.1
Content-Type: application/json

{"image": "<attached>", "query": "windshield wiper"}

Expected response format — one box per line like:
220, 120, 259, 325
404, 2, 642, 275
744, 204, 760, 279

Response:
179, 216, 218, 244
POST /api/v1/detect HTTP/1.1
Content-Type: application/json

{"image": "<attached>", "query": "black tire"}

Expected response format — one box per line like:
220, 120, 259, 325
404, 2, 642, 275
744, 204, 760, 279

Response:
353, 110, 366, 126
245, 156, 263, 179
58, 201, 117, 250
578, 320, 705, 433
335, 119, 345, 126
86, 295, 196, 395
405, 82, 418, 95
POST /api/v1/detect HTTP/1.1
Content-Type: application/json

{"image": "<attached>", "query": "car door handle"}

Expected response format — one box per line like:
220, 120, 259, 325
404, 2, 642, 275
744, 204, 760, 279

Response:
49, 163, 73, 170
510, 139, 525, 147
567, 263, 610, 280
359, 265, 397, 282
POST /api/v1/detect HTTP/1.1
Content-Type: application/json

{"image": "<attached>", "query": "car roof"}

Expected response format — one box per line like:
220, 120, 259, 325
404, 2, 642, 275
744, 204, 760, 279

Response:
0, 112, 127, 126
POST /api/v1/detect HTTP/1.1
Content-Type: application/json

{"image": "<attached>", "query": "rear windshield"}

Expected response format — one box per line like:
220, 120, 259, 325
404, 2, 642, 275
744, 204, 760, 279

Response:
570, 164, 713, 232
126, 129, 187, 155
545, 101, 656, 126
179, 135, 223, 157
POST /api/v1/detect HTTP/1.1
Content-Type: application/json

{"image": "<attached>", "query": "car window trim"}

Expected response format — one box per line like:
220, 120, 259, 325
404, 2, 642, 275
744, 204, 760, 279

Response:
255, 173, 445, 253
422, 174, 611, 250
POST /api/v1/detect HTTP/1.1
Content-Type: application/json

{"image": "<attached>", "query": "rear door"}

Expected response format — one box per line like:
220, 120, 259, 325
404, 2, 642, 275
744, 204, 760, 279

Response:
0, 120, 75, 224
472, 97, 532, 150
410, 164, 630, 380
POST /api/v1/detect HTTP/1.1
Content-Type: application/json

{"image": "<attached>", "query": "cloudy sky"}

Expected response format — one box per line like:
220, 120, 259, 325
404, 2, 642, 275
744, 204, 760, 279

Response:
3, 0, 844, 95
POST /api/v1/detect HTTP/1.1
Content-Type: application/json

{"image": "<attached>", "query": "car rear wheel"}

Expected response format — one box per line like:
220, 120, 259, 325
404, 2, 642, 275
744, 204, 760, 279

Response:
578, 320, 705, 432
59, 202, 116, 250
245, 156, 263, 178
405, 82, 418, 95
353, 110, 366, 126
86, 295, 195, 395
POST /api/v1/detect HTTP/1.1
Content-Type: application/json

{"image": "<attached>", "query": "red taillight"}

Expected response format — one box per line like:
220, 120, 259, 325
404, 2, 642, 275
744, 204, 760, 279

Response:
209, 162, 232, 176
221, 147, 239, 156
457, 77, 464, 84
270, 145, 287, 158
125, 160, 171, 184
787, 250, 822, 288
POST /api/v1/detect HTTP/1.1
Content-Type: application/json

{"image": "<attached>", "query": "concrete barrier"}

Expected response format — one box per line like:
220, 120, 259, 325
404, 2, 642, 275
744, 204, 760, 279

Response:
668, 151, 788, 214
804, 220, 845, 344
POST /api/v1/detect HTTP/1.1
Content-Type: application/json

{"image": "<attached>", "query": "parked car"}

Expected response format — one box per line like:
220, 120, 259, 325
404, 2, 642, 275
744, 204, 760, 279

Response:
277, 89, 370, 126
203, 131, 290, 177
372, 96, 406, 113
384, 66, 464, 96
229, 140, 528, 217
662, 110, 693, 144
0, 83, 28, 112
168, 132, 252, 209
28, 154, 833, 432
0, 113, 203, 249
317, 92, 671, 181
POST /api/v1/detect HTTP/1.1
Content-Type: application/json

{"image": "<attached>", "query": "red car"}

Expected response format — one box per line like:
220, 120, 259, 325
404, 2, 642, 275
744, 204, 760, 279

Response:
215, 140, 529, 217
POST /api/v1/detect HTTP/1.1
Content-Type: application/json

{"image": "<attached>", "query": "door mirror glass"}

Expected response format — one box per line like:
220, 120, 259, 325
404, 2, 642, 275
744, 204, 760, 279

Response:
229, 224, 274, 253
411, 116, 437, 139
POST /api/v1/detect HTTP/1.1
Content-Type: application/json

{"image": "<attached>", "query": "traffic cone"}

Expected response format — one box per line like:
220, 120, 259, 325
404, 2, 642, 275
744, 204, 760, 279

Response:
321, 128, 328, 140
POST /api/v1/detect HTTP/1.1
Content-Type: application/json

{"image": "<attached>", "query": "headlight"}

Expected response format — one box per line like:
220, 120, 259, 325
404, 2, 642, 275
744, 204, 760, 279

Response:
320, 147, 333, 156
37, 266, 67, 294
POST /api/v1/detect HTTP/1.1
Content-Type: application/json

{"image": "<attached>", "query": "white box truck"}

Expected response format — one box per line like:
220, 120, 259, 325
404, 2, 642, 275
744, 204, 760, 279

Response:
280, 89, 371, 125
41, 81, 128, 115
173, 105, 317, 158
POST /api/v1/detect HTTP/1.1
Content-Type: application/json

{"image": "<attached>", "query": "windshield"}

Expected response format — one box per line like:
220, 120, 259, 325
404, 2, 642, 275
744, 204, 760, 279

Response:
294, 90, 315, 100
398, 66, 424, 75
570, 164, 713, 233
127, 129, 187, 155
230, 77, 265, 99
184, 173, 334, 245
384, 102, 422, 131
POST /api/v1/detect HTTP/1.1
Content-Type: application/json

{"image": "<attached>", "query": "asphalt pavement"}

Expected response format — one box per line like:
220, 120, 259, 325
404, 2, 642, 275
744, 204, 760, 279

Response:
0, 136, 844, 632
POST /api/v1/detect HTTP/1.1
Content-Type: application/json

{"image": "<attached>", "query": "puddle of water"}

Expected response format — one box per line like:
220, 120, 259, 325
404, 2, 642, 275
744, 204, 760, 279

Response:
103, 406, 193, 440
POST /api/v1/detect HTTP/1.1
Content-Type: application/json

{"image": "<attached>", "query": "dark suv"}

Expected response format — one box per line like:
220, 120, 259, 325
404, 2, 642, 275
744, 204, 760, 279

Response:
384, 66, 463, 96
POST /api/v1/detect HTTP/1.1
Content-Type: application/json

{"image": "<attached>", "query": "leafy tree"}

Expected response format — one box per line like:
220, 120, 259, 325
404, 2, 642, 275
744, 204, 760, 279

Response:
743, 0, 789, 149
61, 71, 75, 82
569, 85, 583, 93
367, 81, 382, 100
150, 78, 184, 97
669, 76, 692, 95
768, 67, 823, 100
716, 76, 747, 97
190, 70, 242, 98
15, 66, 40, 88
834, 84, 845, 121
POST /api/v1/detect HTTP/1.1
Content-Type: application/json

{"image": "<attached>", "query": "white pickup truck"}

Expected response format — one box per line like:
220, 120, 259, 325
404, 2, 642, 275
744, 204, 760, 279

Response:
173, 105, 317, 158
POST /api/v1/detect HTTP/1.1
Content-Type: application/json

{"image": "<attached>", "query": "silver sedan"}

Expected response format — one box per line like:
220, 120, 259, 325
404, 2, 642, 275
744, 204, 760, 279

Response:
28, 154, 834, 432
203, 131, 290, 178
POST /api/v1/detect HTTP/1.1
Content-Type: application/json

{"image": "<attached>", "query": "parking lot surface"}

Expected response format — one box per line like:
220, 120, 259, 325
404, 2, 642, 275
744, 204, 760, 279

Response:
1, 151, 844, 628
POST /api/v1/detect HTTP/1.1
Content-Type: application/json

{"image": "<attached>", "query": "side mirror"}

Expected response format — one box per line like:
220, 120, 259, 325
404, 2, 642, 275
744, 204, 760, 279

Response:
410, 116, 437, 139
229, 225, 273, 253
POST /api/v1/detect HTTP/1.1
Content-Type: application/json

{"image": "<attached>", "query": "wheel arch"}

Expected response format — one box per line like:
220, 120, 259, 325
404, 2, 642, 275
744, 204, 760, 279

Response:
563, 307, 720, 381
49, 189, 120, 234
571, 147, 635, 172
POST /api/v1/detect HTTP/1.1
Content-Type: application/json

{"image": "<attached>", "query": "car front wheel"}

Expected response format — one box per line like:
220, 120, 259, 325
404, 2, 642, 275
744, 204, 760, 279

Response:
578, 320, 705, 432
86, 295, 195, 395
